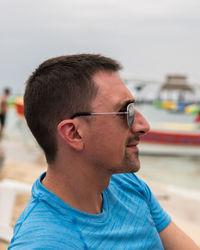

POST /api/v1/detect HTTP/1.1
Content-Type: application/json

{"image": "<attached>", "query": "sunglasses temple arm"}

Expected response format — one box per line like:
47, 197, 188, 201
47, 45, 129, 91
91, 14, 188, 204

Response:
90, 112, 128, 115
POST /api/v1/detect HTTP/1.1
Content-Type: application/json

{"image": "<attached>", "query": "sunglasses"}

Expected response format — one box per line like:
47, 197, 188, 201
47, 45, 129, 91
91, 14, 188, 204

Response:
70, 103, 135, 128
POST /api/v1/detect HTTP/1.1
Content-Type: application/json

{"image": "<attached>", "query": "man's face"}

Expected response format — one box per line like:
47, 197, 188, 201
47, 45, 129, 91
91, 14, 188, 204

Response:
84, 70, 150, 174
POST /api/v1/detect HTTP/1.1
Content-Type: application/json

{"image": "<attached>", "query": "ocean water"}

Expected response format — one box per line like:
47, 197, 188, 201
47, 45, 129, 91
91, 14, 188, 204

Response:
139, 155, 200, 190
136, 103, 196, 125
2, 105, 200, 194
136, 104, 200, 193
1, 107, 42, 163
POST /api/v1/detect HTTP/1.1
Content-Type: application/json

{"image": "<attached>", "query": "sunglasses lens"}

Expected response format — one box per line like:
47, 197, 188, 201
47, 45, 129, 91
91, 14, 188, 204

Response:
127, 103, 134, 127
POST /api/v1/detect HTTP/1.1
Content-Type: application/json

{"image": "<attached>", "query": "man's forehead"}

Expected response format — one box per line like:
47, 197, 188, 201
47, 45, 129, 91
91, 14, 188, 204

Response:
92, 71, 134, 108
93, 70, 123, 89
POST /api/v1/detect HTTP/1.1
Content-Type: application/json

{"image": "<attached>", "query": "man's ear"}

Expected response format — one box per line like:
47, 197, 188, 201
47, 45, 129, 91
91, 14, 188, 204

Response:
57, 120, 84, 151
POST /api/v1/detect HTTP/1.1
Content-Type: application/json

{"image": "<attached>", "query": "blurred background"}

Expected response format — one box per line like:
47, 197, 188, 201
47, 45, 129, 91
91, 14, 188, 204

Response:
0, 0, 200, 248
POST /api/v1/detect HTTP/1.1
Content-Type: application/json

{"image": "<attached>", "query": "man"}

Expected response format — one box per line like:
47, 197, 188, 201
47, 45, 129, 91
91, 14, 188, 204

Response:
0, 88, 10, 138
9, 54, 199, 249
194, 111, 200, 123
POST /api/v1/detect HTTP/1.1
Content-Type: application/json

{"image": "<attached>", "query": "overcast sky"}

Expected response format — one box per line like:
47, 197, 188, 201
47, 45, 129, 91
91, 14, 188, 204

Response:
1, 0, 200, 94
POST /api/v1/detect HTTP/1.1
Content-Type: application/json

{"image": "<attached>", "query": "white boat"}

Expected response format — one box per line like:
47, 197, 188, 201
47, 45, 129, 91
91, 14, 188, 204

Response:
139, 122, 200, 156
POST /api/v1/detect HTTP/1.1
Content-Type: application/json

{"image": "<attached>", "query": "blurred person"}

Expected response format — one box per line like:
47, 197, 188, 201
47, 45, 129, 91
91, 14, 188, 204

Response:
0, 144, 4, 174
194, 110, 200, 130
194, 110, 200, 123
9, 54, 199, 249
0, 88, 10, 138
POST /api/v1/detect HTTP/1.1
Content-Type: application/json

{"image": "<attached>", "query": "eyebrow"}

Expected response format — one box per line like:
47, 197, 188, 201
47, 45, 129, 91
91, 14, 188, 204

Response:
114, 99, 135, 111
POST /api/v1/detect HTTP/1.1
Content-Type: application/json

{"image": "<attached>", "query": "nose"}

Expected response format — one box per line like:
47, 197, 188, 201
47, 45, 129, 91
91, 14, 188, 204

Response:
130, 109, 150, 136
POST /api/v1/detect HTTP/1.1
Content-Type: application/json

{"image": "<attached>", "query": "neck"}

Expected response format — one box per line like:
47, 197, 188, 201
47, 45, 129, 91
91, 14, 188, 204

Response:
42, 158, 112, 214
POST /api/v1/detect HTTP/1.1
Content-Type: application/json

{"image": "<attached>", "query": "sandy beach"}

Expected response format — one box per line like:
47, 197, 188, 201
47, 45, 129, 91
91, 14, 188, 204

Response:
0, 140, 200, 249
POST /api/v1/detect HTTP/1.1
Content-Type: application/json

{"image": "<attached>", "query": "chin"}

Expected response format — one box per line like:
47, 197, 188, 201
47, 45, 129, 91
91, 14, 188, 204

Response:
126, 163, 140, 173
112, 161, 140, 174
108, 153, 141, 174
123, 156, 141, 173
131, 164, 140, 173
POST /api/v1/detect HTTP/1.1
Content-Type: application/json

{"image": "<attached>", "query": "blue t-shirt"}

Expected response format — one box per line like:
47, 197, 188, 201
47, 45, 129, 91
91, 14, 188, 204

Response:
9, 172, 171, 249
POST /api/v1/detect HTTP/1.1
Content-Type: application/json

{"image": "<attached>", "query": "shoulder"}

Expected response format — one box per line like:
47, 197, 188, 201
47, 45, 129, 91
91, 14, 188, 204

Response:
9, 199, 83, 249
0, 96, 6, 103
109, 173, 153, 202
9, 234, 80, 249
10, 174, 84, 249
110, 173, 149, 192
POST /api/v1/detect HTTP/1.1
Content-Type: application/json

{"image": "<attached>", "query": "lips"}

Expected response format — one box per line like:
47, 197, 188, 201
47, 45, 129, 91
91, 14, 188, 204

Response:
126, 144, 139, 153
127, 144, 138, 147
126, 141, 139, 147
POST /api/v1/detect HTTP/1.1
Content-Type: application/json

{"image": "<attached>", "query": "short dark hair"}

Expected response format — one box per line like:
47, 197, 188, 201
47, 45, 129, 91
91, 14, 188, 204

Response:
24, 54, 122, 163
4, 88, 10, 95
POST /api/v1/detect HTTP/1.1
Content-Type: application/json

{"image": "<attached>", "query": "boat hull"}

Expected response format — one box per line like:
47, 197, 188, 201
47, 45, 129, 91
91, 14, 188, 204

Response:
140, 130, 200, 156
141, 130, 200, 146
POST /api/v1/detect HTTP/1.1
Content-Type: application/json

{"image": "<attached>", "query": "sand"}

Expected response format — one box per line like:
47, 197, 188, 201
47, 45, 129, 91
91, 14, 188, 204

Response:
0, 141, 199, 249
147, 181, 200, 246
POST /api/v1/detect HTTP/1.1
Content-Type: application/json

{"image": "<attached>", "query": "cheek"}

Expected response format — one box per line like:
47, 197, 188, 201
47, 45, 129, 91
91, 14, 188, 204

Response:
85, 121, 128, 161
101, 132, 127, 159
